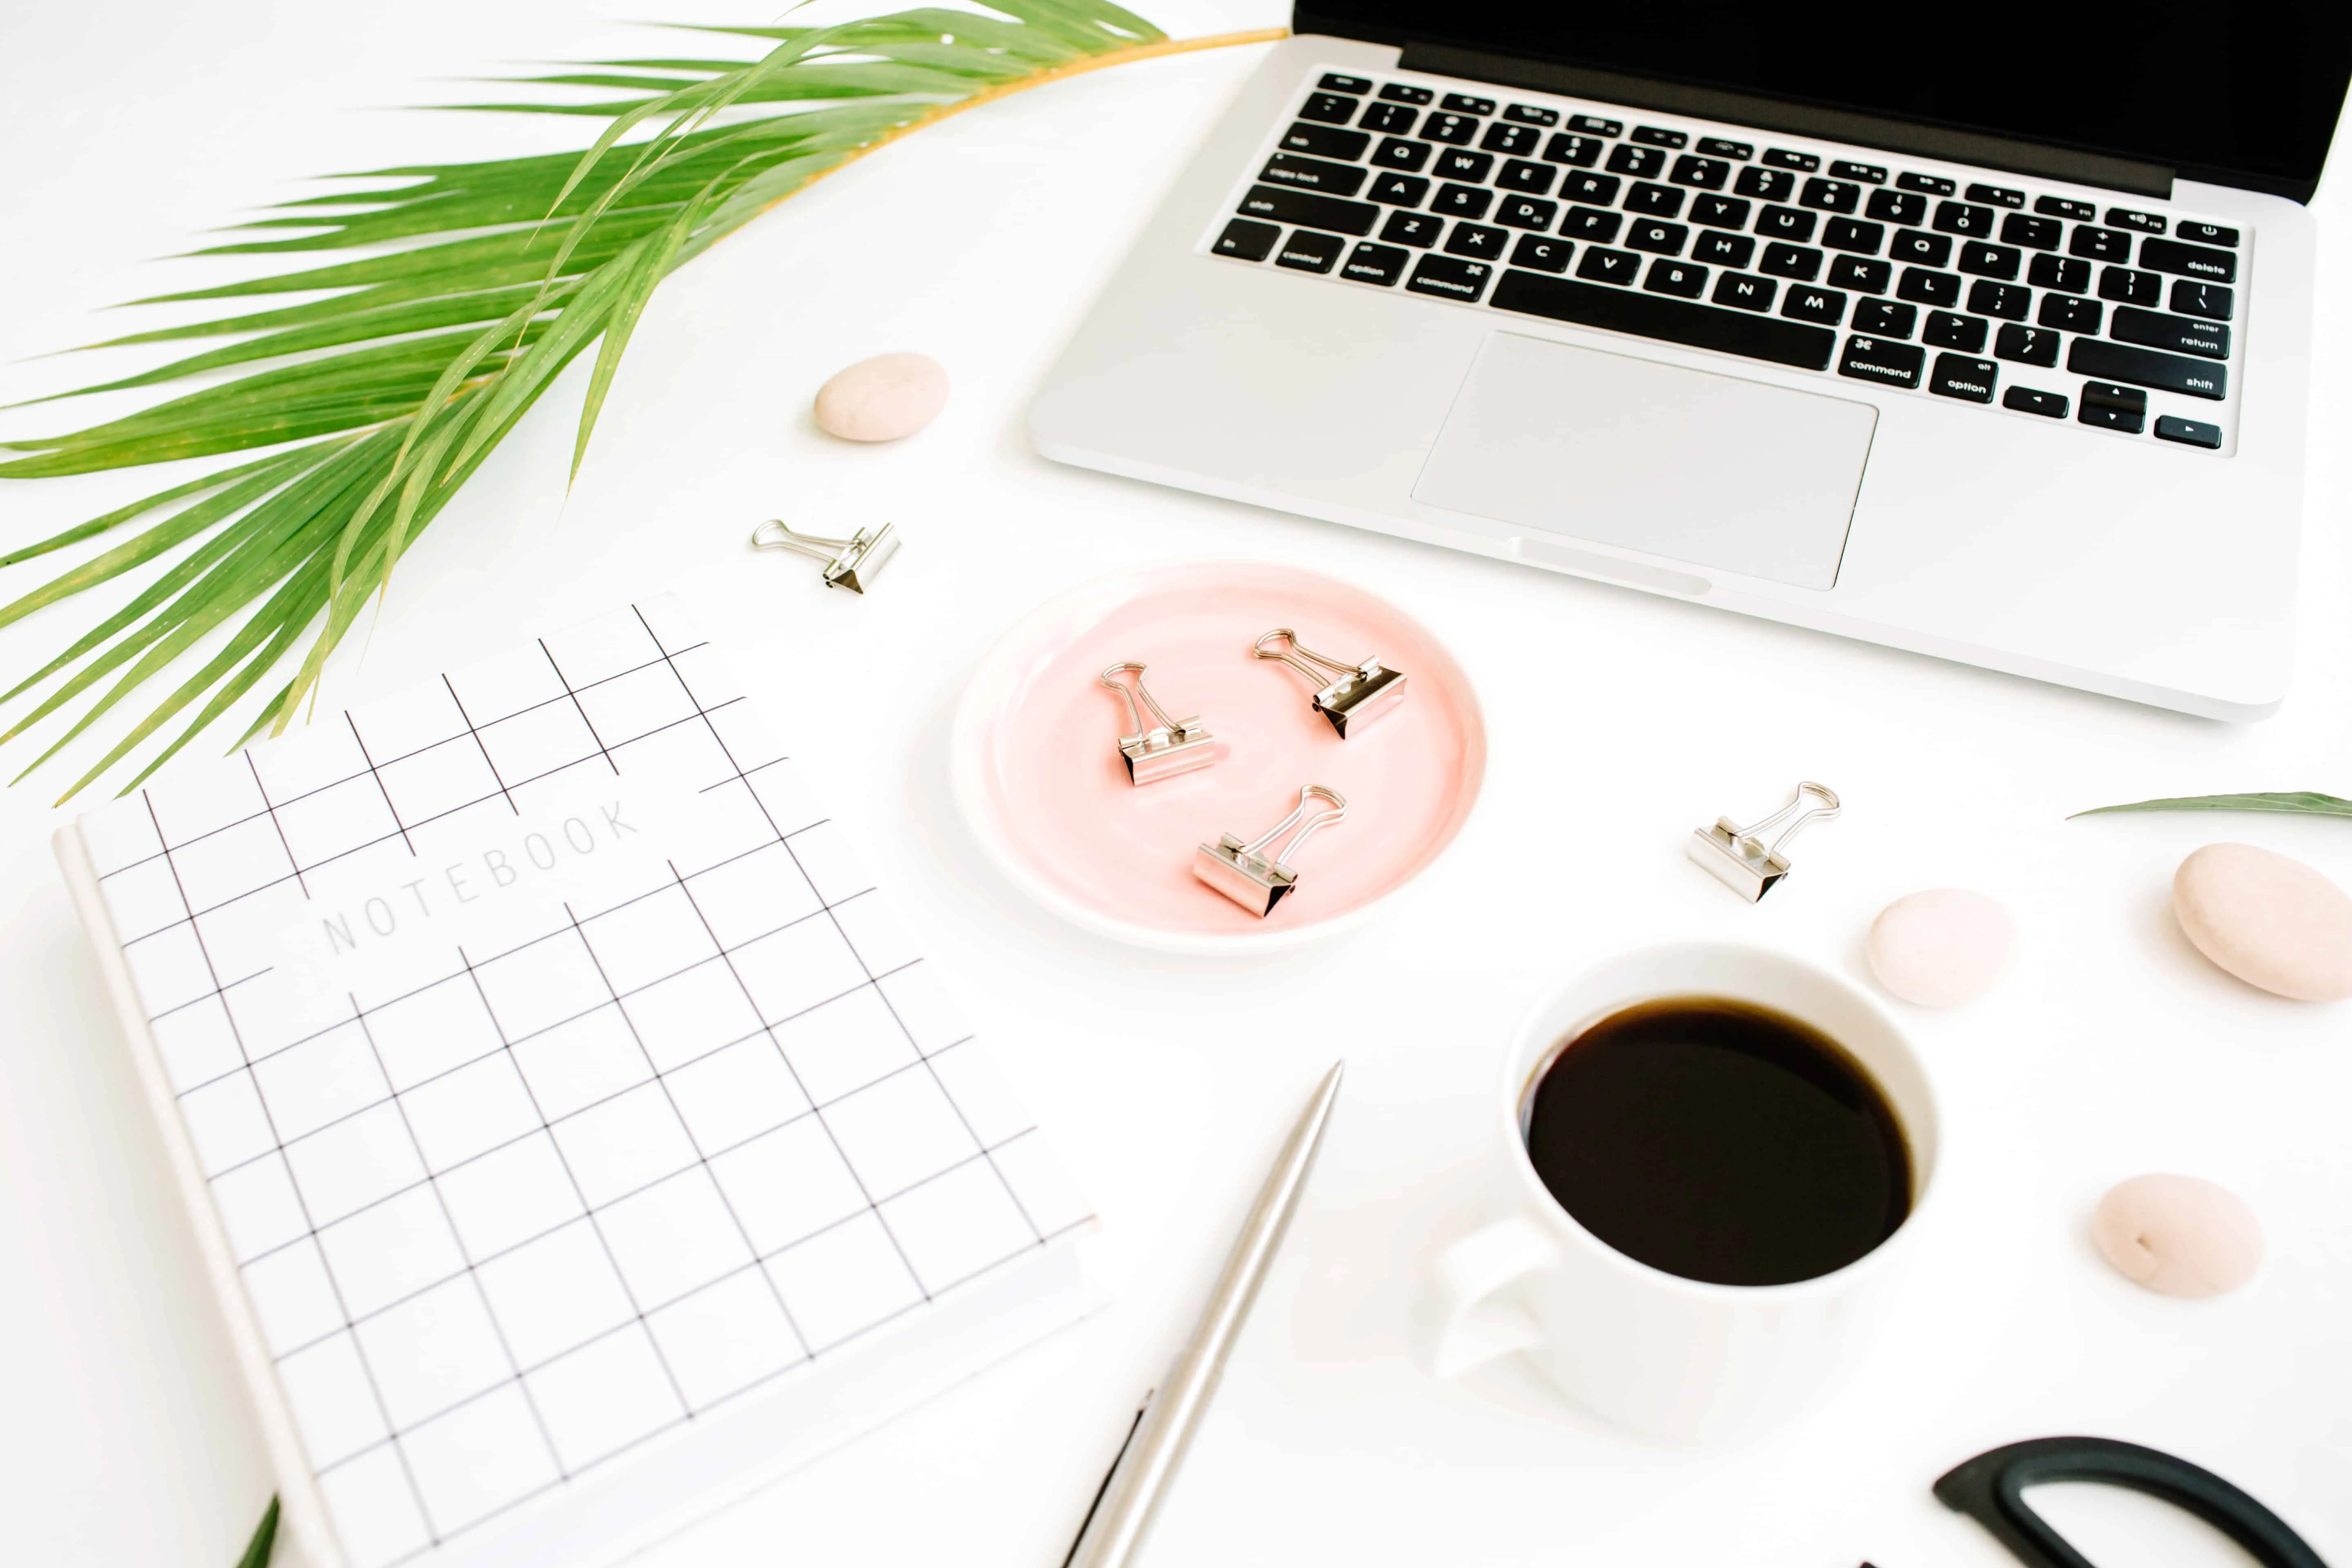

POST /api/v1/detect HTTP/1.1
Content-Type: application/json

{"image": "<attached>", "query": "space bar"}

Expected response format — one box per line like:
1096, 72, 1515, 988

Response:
1488, 272, 1839, 372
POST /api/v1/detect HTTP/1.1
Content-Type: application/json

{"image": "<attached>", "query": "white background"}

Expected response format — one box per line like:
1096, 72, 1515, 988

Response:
2, 2, 2348, 1566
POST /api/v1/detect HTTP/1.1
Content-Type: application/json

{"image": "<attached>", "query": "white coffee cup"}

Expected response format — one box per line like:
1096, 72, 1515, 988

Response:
1429, 942, 1940, 1444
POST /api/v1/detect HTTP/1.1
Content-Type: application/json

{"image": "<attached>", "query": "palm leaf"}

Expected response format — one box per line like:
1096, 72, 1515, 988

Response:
0, 4, 1284, 797
2071, 791, 2352, 820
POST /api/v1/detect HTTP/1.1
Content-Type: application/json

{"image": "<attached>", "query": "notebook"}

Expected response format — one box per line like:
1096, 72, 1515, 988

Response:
55, 599, 1097, 1568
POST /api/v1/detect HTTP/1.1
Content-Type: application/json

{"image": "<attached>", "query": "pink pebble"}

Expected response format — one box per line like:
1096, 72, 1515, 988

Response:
813, 352, 948, 442
1865, 888, 2015, 1007
2172, 843, 2352, 1002
2092, 1174, 2263, 1298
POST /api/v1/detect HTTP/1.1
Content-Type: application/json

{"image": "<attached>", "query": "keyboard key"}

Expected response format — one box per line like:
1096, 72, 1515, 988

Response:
1276, 229, 1347, 273
1445, 223, 1508, 259
1801, 177, 1861, 213
1627, 219, 1690, 256
1432, 183, 1494, 220
2172, 280, 2234, 321
1891, 230, 1953, 267
2034, 196, 2095, 220
2069, 340, 2226, 399
2069, 226, 2131, 261
1968, 280, 2029, 320
1633, 126, 1688, 147
1420, 112, 1479, 145
1575, 246, 1643, 284
1561, 207, 1625, 242
1994, 323, 2060, 367
1695, 232, 1756, 267
2078, 379, 2147, 432
1933, 200, 1994, 236
1319, 73, 1371, 94
1866, 189, 1927, 225
1407, 254, 1491, 301
1759, 206, 1818, 242
1497, 159, 1557, 194
1261, 153, 1369, 196
1341, 241, 1409, 285
1713, 272, 1778, 312
1671, 155, 1731, 189
2029, 253, 2091, 292
1645, 258, 1710, 298
2178, 221, 2238, 247
1829, 255, 1893, 293
1627, 181, 1687, 217
1763, 148, 1821, 171
2001, 214, 2062, 250
1735, 166, 1796, 201
1369, 173, 1430, 206
1783, 286, 1847, 325
2004, 385, 2068, 417
1825, 218, 1885, 254
1607, 145, 1668, 178
1559, 171, 1621, 204
1924, 311, 1988, 352
1692, 195, 1752, 229
1240, 185, 1379, 235
1839, 334, 1926, 388
1442, 93, 1497, 115
2097, 266, 2161, 305
1898, 172, 1957, 195
2038, 294, 2102, 334
1494, 196, 1558, 231
1957, 243, 2021, 280
2140, 237, 2237, 283
1283, 122, 1370, 160
1379, 84, 1433, 104
1511, 234, 1575, 272
1435, 149, 1494, 182
1832, 159, 1887, 184
1897, 267, 1961, 307
1568, 114, 1623, 135
1360, 102, 1418, 135
1545, 133, 1605, 167
2107, 207, 2165, 234
1930, 353, 1998, 402
1301, 92, 1358, 125
1483, 122, 1545, 157
1380, 211, 1443, 247
1491, 271, 1835, 368
1698, 137, 1754, 159
1966, 183, 2025, 208
1372, 136, 1432, 172
2110, 306, 2230, 360
1854, 298, 1917, 337
2154, 415, 2223, 449
1214, 217, 1280, 261
1761, 243, 1823, 280
1505, 104, 1561, 127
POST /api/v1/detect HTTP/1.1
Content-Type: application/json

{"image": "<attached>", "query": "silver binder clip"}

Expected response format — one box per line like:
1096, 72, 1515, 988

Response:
1194, 785, 1347, 916
750, 519, 900, 593
1252, 629, 1408, 737
1688, 782, 1842, 902
1098, 662, 1215, 785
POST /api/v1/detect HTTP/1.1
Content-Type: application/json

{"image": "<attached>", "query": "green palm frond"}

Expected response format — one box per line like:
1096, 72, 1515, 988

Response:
0, 2, 1277, 800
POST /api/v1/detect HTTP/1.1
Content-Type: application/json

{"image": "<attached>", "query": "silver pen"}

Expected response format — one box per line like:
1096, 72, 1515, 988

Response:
1062, 1060, 1346, 1568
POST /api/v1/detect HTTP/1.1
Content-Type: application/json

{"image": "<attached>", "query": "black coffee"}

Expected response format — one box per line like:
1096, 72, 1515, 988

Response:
1523, 996, 1911, 1287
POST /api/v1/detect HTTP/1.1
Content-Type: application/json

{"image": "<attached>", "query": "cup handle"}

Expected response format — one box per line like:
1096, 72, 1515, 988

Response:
1429, 1216, 1559, 1380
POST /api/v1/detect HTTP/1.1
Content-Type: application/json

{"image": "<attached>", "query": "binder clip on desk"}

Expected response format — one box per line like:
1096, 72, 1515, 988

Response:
1195, 785, 1347, 916
1099, 662, 1215, 785
751, 517, 900, 593
1689, 781, 1842, 902
1252, 628, 1408, 738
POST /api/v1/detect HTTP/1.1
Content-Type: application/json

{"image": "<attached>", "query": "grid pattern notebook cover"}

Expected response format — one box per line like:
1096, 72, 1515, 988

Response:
58, 600, 1095, 1568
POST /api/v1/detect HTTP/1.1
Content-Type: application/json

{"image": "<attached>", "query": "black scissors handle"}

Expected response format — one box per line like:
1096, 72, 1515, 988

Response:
1933, 1436, 2328, 1568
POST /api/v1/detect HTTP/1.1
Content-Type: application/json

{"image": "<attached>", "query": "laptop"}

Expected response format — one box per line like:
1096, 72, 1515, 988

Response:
1029, 5, 2352, 719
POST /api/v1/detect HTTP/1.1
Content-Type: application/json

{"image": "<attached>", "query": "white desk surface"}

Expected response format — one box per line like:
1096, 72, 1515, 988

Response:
3, 3, 2349, 1565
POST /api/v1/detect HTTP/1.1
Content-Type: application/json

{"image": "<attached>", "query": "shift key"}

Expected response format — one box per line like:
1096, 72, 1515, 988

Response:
1237, 185, 1379, 237
2067, 338, 2227, 400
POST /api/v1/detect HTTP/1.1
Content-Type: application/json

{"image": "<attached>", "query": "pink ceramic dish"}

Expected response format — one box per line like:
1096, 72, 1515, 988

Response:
951, 561, 1487, 951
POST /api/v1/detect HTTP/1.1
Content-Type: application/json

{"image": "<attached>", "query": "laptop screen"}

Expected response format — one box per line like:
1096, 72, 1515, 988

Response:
1297, 2, 2352, 201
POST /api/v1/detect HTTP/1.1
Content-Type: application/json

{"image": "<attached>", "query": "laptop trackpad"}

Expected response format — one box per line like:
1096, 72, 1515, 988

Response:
1412, 332, 1877, 590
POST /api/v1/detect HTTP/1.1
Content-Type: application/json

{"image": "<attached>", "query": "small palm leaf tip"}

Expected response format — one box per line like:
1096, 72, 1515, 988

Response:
0, 4, 1279, 801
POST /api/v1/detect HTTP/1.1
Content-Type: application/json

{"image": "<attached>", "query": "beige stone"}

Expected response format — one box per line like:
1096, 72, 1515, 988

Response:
1865, 888, 2014, 1007
813, 352, 949, 442
2172, 842, 2352, 1001
2092, 1174, 2262, 1298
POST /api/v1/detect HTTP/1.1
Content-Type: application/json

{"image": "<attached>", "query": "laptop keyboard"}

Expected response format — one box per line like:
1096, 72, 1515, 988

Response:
1207, 71, 2247, 454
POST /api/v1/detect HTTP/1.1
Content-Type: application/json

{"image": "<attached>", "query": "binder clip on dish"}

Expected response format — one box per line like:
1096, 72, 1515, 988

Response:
1688, 781, 1841, 902
750, 518, 900, 594
1098, 662, 1214, 785
1252, 629, 1407, 738
1195, 785, 1347, 916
